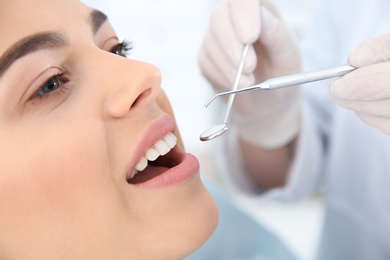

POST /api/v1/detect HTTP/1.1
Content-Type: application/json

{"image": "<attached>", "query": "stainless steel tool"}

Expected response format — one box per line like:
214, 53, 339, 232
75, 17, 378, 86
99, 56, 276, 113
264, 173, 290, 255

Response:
200, 43, 250, 141
204, 64, 356, 107
200, 63, 356, 141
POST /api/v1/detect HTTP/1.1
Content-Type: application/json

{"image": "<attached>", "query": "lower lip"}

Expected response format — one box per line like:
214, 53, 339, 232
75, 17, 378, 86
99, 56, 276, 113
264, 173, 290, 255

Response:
131, 153, 200, 189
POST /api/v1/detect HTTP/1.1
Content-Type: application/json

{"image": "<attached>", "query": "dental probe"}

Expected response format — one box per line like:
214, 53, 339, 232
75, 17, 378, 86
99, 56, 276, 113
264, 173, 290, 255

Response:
204, 64, 356, 107
199, 43, 250, 141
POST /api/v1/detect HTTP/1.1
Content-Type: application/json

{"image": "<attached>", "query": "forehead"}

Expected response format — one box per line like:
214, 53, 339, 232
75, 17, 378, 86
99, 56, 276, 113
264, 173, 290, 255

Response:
0, 0, 92, 53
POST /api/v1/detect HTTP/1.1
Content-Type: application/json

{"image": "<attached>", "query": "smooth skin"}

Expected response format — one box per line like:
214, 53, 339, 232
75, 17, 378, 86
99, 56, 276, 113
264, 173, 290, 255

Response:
0, 0, 217, 259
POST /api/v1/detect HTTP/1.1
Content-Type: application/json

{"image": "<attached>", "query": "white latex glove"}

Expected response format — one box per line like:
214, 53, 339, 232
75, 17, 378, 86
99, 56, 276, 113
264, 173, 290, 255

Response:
199, 0, 301, 149
330, 34, 390, 134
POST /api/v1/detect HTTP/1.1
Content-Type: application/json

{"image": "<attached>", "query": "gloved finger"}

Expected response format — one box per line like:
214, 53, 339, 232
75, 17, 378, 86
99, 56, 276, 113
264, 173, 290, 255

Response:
199, 28, 237, 90
349, 34, 390, 67
330, 61, 390, 101
198, 40, 232, 93
199, 30, 256, 92
230, 0, 261, 44
209, 1, 243, 67
258, 6, 297, 56
210, 0, 258, 74
355, 113, 390, 135
332, 98, 390, 118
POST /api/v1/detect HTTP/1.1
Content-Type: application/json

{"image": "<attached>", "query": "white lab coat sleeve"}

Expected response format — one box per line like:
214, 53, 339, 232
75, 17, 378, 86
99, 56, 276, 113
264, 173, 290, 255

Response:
264, 98, 325, 201
216, 98, 324, 202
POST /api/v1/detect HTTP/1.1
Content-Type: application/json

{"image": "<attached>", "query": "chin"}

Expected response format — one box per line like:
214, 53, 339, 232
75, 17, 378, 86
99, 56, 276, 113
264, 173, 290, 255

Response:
136, 179, 218, 260
173, 181, 219, 259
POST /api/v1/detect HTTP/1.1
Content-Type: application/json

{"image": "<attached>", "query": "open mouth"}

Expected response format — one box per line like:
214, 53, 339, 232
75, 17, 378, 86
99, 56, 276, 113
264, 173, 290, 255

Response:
127, 132, 181, 184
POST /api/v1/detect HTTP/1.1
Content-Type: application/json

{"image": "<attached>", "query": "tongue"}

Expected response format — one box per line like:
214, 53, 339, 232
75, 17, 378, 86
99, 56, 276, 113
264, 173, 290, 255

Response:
128, 165, 169, 184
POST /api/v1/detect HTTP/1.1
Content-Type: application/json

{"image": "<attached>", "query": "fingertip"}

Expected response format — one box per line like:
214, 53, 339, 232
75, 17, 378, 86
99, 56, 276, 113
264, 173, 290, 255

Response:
237, 20, 261, 43
230, 0, 261, 43
349, 34, 390, 67
242, 46, 257, 74
260, 6, 278, 36
329, 79, 346, 100
349, 41, 375, 67
239, 73, 256, 88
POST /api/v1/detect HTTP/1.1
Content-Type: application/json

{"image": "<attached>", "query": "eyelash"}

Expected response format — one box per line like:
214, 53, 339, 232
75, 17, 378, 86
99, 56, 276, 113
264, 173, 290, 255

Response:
29, 40, 133, 104
109, 39, 133, 57
29, 72, 69, 104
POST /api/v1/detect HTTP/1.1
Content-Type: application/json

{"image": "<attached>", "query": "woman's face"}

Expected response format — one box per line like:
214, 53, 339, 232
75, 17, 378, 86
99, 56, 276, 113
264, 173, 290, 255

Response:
0, 0, 217, 259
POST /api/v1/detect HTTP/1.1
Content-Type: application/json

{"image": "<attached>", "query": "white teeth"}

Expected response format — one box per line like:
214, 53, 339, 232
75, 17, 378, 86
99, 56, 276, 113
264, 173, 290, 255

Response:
145, 148, 160, 161
130, 169, 138, 179
155, 140, 170, 156
135, 157, 147, 171
129, 132, 178, 180
164, 132, 177, 149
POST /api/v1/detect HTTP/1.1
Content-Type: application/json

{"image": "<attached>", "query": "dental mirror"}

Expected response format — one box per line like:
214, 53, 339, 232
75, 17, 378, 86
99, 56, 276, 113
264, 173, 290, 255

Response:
200, 43, 250, 141
199, 123, 229, 141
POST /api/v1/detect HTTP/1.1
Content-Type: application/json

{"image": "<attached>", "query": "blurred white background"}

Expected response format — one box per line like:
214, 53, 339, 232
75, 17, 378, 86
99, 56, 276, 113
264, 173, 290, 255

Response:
82, 1, 322, 259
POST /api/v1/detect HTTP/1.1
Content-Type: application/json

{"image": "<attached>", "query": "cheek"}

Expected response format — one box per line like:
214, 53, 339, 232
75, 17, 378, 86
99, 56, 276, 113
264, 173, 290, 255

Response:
0, 122, 126, 249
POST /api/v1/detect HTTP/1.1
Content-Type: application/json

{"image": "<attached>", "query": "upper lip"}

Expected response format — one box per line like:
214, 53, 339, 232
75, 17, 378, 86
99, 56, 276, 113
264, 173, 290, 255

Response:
126, 115, 176, 181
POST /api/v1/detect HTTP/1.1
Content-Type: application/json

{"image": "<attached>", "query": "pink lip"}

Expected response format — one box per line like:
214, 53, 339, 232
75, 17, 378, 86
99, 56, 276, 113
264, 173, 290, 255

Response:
126, 115, 200, 188
133, 152, 200, 189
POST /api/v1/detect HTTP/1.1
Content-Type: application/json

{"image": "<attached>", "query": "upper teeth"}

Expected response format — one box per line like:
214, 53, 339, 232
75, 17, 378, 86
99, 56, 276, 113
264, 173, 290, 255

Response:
129, 132, 177, 179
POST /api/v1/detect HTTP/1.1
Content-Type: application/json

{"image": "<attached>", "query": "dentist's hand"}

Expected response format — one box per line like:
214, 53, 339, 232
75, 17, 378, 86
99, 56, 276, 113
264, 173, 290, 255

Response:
330, 34, 390, 134
199, 0, 301, 148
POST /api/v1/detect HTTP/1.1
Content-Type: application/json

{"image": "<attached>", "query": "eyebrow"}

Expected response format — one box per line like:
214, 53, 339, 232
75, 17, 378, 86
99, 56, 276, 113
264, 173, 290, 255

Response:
0, 9, 108, 78
90, 9, 108, 34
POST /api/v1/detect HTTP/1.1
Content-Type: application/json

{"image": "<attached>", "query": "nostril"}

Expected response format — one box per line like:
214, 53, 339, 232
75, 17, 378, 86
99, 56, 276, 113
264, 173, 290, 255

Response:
130, 88, 152, 109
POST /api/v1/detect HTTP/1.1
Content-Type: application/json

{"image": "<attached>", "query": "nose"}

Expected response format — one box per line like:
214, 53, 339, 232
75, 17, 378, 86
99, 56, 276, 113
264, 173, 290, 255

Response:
100, 54, 162, 119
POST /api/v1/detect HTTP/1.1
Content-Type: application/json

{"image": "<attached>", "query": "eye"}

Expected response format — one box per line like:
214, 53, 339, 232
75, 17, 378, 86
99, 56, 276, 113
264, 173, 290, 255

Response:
30, 73, 68, 101
110, 40, 133, 57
